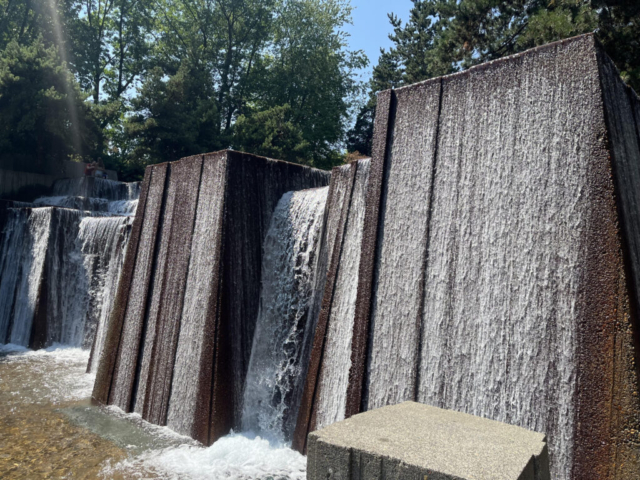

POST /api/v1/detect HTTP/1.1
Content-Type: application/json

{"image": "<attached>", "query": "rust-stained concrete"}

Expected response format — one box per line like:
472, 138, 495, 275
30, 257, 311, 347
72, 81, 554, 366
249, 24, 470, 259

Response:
93, 150, 329, 446
297, 34, 640, 480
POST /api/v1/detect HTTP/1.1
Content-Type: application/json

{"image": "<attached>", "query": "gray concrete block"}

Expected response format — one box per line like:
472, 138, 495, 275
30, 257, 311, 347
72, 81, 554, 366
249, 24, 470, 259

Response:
307, 402, 549, 480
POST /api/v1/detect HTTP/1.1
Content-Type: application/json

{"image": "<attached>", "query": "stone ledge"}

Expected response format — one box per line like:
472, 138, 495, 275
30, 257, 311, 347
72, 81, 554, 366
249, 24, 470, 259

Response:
307, 402, 549, 480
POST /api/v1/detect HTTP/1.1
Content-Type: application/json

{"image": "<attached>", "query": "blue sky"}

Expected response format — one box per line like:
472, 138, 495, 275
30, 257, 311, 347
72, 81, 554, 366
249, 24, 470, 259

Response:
345, 0, 415, 78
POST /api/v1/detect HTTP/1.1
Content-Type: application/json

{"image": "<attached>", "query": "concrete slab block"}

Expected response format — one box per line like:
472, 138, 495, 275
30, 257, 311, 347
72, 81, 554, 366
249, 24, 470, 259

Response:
307, 402, 549, 480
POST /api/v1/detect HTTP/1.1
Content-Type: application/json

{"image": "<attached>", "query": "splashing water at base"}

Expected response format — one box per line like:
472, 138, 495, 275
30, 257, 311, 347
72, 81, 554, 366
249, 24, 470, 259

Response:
103, 433, 306, 480
0, 345, 308, 479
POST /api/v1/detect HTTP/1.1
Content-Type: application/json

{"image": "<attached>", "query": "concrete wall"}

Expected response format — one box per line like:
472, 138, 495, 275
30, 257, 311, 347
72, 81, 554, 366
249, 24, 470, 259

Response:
307, 402, 550, 480
0, 169, 58, 200
293, 159, 371, 451
93, 150, 329, 446
296, 34, 640, 479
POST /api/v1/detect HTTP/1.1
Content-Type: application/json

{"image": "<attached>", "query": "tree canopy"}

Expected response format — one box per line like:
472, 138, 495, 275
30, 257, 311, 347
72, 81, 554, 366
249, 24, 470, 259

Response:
0, 0, 366, 179
347, 0, 640, 156
1, 0, 639, 178
0, 37, 100, 173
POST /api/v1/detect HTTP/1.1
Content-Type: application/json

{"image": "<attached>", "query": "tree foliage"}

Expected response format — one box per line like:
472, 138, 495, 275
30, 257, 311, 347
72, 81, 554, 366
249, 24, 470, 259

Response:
125, 63, 221, 168
127, 0, 366, 169
0, 38, 100, 173
348, 0, 640, 156
234, 104, 308, 163
1, 0, 639, 177
0, 0, 365, 177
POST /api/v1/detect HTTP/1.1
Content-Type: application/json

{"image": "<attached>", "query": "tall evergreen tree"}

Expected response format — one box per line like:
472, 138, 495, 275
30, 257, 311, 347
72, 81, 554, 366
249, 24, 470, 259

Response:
0, 38, 100, 173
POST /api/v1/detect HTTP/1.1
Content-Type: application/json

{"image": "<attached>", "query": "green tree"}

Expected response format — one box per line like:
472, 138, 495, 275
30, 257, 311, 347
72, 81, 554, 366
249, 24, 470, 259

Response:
144, 0, 365, 168
258, 0, 367, 166
0, 1, 367, 176
152, 0, 276, 139
234, 104, 309, 163
65, 0, 155, 104
0, 38, 100, 174
125, 63, 221, 171
346, 50, 402, 156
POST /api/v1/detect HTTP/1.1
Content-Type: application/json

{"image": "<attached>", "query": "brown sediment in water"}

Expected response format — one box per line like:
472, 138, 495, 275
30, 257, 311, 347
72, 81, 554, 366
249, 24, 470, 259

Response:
0, 351, 155, 479
0, 400, 127, 479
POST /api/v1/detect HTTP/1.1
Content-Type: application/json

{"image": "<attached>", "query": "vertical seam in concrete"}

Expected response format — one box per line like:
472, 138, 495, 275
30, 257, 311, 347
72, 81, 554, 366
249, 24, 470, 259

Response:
293, 162, 358, 452
159, 155, 206, 423
413, 78, 444, 400
125, 164, 172, 412
346, 89, 396, 418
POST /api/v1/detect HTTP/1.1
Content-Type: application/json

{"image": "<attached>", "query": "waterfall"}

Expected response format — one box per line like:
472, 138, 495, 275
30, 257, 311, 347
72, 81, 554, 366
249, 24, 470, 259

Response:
40, 207, 88, 347
52, 177, 140, 201
34, 196, 110, 212
0, 208, 51, 345
81, 216, 132, 370
0, 175, 139, 354
241, 187, 328, 442
107, 199, 139, 216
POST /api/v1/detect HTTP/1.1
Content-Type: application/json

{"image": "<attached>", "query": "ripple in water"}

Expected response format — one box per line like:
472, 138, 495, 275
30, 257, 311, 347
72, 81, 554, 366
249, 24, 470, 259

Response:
0, 344, 307, 479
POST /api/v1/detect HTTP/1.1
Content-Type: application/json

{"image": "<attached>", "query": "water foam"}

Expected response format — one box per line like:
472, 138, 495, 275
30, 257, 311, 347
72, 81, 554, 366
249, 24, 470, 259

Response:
102, 433, 306, 480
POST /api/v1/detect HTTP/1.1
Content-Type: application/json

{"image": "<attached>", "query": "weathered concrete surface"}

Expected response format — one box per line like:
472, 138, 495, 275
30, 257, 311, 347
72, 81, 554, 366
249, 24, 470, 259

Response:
108, 163, 167, 411
0, 169, 57, 200
92, 167, 152, 404
93, 150, 329, 446
141, 155, 203, 425
293, 162, 357, 451
365, 79, 442, 412
302, 34, 640, 479
307, 402, 550, 480
293, 159, 371, 452
345, 90, 394, 421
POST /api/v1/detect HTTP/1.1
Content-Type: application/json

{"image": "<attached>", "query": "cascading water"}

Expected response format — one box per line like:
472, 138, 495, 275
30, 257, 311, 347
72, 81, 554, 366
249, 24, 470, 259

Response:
241, 187, 328, 443
40, 207, 88, 347
34, 196, 110, 212
0, 208, 52, 345
81, 216, 132, 369
315, 160, 370, 429
37, 177, 140, 217
0, 176, 139, 355
52, 177, 140, 201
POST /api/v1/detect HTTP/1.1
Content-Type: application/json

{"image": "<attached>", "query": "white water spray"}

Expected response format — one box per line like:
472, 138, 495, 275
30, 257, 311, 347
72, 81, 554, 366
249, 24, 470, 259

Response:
241, 187, 328, 442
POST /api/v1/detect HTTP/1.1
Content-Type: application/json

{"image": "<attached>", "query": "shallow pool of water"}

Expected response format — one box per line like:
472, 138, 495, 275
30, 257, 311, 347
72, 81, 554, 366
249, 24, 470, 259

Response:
0, 345, 306, 479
